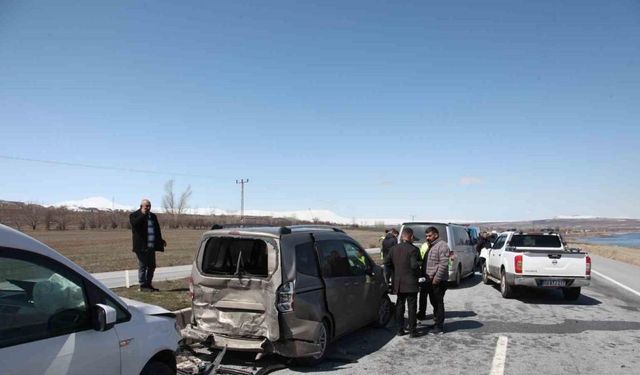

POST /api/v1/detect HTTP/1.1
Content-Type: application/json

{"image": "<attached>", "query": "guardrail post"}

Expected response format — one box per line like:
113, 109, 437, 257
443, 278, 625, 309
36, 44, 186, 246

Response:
125, 270, 130, 288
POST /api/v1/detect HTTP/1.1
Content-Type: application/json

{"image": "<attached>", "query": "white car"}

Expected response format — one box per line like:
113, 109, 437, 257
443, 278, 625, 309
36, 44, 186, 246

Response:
0, 224, 181, 374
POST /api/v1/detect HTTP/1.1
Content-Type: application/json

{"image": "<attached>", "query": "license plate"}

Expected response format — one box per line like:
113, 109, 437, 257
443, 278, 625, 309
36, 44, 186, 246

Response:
542, 279, 566, 287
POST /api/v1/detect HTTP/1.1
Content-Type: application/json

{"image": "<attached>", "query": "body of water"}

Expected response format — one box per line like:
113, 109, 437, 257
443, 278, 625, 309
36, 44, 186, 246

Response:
582, 232, 640, 248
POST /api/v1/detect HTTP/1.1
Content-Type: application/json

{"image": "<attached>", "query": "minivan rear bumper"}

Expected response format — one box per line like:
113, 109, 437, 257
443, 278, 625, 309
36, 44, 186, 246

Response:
181, 322, 323, 358
182, 324, 271, 352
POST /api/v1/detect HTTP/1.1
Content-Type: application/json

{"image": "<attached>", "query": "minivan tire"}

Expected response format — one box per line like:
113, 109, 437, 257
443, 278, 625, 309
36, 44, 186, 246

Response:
294, 321, 329, 366
371, 294, 393, 328
453, 265, 462, 287
141, 361, 174, 375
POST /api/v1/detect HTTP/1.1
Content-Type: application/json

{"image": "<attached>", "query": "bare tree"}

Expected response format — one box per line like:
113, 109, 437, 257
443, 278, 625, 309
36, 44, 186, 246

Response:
163, 179, 192, 228
24, 204, 43, 230
54, 207, 70, 230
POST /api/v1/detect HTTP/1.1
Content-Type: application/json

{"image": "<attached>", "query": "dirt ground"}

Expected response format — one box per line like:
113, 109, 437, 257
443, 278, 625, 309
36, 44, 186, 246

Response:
566, 241, 640, 268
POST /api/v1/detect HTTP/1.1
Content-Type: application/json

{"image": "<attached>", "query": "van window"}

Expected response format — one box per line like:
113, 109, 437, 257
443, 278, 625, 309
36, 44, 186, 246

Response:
343, 241, 368, 276
201, 237, 268, 277
316, 240, 351, 278
402, 223, 448, 243
295, 242, 320, 277
453, 227, 471, 246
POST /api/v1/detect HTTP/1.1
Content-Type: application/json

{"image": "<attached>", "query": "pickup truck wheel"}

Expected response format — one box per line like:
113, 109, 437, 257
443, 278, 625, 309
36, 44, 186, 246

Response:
500, 271, 514, 298
562, 287, 581, 301
482, 262, 491, 285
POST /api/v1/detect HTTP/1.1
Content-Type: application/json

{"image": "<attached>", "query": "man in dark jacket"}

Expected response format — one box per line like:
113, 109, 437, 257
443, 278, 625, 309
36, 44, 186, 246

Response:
130, 199, 166, 291
384, 228, 420, 338
381, 228, 399, 287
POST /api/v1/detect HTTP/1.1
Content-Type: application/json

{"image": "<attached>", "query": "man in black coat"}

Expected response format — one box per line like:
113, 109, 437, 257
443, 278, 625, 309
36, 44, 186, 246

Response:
381, 228, 399, 287
130, 199, 166, 291
384, 228, 420, 337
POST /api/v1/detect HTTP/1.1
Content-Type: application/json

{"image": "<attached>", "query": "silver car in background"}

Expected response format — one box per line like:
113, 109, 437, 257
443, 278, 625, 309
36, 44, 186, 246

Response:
399, 222, 477, 286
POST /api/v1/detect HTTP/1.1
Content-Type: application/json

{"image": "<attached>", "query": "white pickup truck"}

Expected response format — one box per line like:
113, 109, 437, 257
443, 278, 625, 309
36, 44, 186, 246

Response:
480, 231, 591, 300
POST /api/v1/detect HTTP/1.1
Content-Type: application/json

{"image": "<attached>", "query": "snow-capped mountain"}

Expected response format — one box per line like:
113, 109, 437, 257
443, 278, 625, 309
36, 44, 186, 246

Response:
52, 197, 133, 211
50, 197, 404, 225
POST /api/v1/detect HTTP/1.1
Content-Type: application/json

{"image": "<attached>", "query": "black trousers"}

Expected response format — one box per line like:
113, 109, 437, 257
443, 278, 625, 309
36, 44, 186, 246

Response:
135, 250, 156, 286
396, 292, 417, 332
418, 281, 429, 316
427, 281, 447, 326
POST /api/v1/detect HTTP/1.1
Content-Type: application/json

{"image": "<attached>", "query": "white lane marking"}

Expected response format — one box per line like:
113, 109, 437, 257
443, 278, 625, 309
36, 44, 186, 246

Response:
592, 269, 640, 298
489, 336, 508, 375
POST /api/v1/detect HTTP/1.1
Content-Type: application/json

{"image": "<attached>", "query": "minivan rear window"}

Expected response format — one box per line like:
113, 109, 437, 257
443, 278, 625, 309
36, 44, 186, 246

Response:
201, 237, 268, 277
509, 235, 562, 248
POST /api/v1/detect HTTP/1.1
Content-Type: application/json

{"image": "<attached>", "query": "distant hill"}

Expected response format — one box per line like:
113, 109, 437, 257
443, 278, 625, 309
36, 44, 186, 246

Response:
474, 217, 640, 233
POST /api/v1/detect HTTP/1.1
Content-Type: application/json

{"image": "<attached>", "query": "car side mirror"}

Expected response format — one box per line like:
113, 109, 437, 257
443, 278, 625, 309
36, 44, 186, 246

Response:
94, 303, 117, 332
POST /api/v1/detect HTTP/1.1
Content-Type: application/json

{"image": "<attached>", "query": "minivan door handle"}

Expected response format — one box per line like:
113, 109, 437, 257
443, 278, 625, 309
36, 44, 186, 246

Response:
344, 282, 351, 287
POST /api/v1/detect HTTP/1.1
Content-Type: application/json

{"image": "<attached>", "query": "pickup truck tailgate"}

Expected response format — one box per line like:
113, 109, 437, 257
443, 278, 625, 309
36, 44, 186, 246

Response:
522, 249, 587, 277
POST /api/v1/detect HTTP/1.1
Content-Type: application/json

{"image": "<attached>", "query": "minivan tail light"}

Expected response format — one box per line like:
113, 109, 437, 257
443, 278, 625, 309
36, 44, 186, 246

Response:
188, 277, 194, 300
515, 255, 523, 274
586, 256, 591, 276
277, 281, 295, 312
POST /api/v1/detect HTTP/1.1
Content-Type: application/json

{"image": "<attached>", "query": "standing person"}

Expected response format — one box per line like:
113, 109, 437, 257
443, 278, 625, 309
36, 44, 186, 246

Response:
475, 231, 491, 255
381, 228, 399, 287
417, 239, 431, 320
424, 226, 449, 334
384, 228, 420, 338
130, 199, 166, 292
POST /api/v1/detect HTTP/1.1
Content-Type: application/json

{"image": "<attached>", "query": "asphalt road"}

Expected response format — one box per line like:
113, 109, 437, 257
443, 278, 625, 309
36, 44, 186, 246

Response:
212, 255, 640, 375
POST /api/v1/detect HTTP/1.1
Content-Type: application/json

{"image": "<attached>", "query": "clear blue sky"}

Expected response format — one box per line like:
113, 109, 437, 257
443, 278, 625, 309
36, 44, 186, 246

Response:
1, 0, 639, 222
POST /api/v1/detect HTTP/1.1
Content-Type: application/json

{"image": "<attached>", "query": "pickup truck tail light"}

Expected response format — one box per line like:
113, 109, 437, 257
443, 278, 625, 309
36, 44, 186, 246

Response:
514, 255, 523, 274
277, 281, 295, 312
586, 256, 591, 276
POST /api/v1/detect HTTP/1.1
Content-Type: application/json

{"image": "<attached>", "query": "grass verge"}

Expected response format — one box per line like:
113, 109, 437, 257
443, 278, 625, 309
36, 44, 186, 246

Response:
113, 278, 191, 311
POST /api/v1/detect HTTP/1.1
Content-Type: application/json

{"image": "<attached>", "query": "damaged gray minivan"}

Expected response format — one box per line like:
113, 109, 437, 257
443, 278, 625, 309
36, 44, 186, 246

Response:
182, 225, 392, 364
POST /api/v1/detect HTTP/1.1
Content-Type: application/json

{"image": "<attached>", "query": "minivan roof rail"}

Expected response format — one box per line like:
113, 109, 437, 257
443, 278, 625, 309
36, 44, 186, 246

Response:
286, 224, 345, 233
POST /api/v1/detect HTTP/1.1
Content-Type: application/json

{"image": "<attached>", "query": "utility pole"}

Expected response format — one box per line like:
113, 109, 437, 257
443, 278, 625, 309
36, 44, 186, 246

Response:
236, 179, 249, 225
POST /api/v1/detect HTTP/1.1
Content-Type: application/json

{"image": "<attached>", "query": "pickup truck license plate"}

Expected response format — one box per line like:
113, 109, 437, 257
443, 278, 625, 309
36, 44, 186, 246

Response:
542, 280, 566, 287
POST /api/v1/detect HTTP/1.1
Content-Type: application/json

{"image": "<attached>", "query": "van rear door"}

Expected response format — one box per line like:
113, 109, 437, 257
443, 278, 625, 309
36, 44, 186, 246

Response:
191, 232, 281, 342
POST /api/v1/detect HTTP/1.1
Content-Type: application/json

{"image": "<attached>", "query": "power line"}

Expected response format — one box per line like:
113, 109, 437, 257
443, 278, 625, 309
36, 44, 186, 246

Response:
0, 154, 217, 179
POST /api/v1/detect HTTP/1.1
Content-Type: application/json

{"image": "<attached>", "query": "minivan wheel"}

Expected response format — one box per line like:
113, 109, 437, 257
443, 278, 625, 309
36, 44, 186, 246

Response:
371, 294, 393, 328
294, 321, 329, 366
453, 265, 462, 287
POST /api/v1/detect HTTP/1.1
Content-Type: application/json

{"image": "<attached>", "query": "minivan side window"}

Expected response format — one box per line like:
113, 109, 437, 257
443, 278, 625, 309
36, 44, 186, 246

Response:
316, 240, 351, 278
295, 242, 320, 277
343, 242, 368, 276
0, 250, 90, 349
